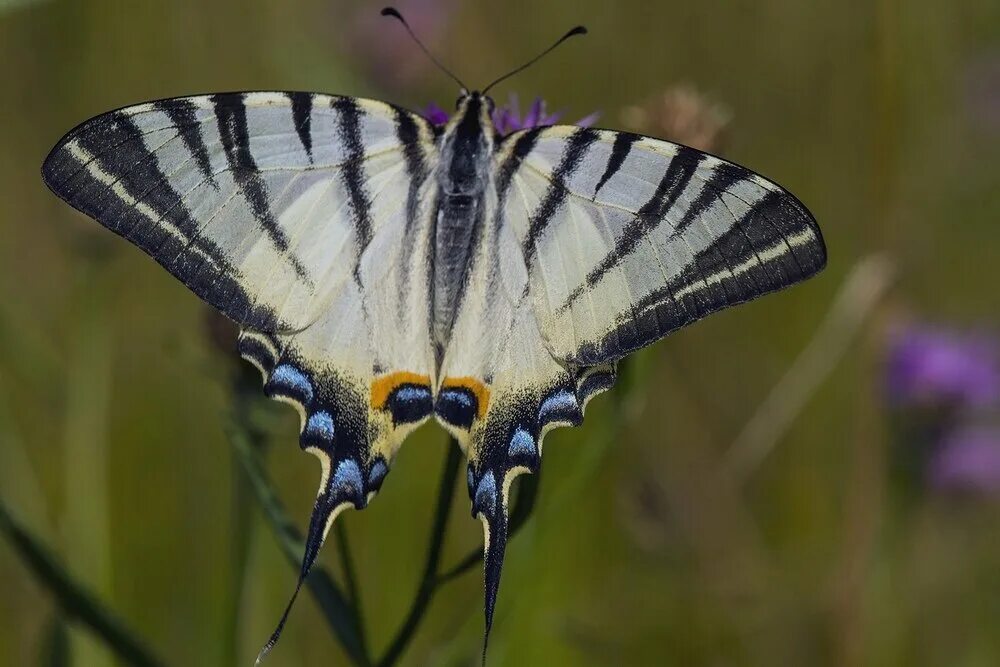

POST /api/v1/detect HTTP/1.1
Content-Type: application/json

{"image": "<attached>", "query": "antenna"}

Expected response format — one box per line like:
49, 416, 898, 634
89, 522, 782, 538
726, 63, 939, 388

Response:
482, 25, 587, 94
381, 7, 468, 91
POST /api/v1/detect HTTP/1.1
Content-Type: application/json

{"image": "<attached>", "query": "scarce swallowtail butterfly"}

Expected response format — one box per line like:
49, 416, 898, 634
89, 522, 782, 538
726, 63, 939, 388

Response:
41, 7, 826, 663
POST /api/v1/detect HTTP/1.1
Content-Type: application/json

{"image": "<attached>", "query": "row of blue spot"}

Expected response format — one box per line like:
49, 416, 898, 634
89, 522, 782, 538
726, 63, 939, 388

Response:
538, 388, 581, 426
471, 386, 587, 514
269, 363, 391, 505
305, 411, 335, 440
326, 457, 390, 508
270, 363, 314, 404
474, 471, 497, 516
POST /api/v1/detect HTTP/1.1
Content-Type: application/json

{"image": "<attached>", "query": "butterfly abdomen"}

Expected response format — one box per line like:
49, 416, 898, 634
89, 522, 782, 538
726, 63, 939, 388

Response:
430, 92, 496, 347
432, 197, 482, 347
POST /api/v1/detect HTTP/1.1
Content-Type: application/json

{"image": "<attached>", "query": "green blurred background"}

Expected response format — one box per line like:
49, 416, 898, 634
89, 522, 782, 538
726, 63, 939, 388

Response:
3, 0, 1000, 665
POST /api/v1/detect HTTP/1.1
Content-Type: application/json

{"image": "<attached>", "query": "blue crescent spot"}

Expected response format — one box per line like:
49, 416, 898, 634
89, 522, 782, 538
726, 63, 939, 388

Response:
538, 389, 579, 423
475, 471, 497, 516
441, 389, 473, 408
467, 466, 476, 494
395, 385, 432, 403
270, 364, 314, 404
331, 459, 364, 502
305, 411, 335, 440
508, 428, 536, 458
368, 459, 388, 489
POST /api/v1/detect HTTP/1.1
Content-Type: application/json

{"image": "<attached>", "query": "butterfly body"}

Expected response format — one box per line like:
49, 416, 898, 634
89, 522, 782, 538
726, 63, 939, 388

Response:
433, 91, 496, 350
42, 85, 826, 661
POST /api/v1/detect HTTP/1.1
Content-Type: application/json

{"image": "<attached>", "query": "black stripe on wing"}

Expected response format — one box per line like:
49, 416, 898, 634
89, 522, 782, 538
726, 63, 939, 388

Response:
332, 96, 375, 272
288, 91, 314, 161
522, 127, 599, 263
41, 110, 282, 332
393, 106, 431, 235
571, 189, 826, 365
212, 93, 312, 282
496, 127, 545, 198
671, 161, 744, 235
592, 132, 639, 197
154, 98, 218, 189
561, 144, 703, 310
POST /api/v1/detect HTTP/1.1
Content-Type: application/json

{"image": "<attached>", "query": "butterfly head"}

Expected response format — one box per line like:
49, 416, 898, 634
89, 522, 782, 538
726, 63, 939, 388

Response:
455, 89, 495, 112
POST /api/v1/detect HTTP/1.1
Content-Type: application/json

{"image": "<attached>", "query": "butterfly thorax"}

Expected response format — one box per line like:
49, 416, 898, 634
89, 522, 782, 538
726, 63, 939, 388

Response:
431, 92, 496, 351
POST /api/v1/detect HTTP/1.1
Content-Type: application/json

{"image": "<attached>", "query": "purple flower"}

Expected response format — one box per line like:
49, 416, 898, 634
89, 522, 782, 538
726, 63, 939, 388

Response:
422, 102, 450, 126
885, 325, 1000, 407
929, 426, 1000, 494
493, 94, 561, 134
424, 94, 598, 134
963, 50, 1000, 135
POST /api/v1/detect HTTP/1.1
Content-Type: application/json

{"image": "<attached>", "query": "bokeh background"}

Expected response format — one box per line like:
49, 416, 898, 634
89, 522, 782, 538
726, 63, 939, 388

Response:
2, 0, 1000, 665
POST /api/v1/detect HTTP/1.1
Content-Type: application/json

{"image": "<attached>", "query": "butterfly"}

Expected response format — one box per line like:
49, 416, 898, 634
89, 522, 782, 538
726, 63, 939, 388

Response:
41, 7, 826, 663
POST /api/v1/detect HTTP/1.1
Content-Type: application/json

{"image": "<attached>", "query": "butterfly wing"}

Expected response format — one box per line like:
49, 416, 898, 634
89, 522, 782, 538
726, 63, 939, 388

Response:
433, 147, 618, 652
504, 125, 827, 366
439, 124, 826, 647
42, 92, 440, 658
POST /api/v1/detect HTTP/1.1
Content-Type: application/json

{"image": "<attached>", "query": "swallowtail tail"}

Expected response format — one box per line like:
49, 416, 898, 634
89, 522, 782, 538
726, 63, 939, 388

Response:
41, 9, 826, 663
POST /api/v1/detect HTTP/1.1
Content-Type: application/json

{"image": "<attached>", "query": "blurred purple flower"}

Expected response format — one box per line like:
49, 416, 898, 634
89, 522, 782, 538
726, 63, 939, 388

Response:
886, 325, 1000, 407
422, 102, 451, 126
492, 94, 561, 134
964, 50, 1000, 134
929, 426, 1000, 494
424, 94, 599, 134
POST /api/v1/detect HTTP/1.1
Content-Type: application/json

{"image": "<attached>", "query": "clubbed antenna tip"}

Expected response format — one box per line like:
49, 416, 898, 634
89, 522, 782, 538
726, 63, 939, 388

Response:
482, 24, 589, 94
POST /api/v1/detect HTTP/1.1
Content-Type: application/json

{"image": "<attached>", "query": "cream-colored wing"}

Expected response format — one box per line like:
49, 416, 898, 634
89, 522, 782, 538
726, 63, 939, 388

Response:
43, 92, 441, 661
435, 124, 826, 650
506, 125, 826, 366
433, 180, 616, 651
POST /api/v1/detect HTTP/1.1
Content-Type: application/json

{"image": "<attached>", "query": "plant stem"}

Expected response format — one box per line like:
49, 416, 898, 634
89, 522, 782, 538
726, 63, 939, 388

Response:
377, 440, 461, 667
228, 422, 370, 666
336, 520, 368, 658
221, 370, 266, 667
436, 471, 540, 585
0, 500, 164, 667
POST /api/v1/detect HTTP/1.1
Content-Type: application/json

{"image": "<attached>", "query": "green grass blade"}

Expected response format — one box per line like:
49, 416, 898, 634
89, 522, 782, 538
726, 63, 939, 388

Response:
227, 423, 370, 666
38, 615, 70, 667
0, 500, 164, 667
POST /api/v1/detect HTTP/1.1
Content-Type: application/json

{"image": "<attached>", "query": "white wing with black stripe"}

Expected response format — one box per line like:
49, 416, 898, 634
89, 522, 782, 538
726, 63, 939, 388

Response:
435, 123, 826, 645
500, 125, 827, 366
42, 91, 442, 661
43, 92, 434, 333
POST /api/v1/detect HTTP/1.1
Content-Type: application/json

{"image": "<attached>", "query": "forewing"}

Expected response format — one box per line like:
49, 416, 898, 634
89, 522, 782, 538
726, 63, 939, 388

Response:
499, 126, 827, 366
42, 91, 431, 333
